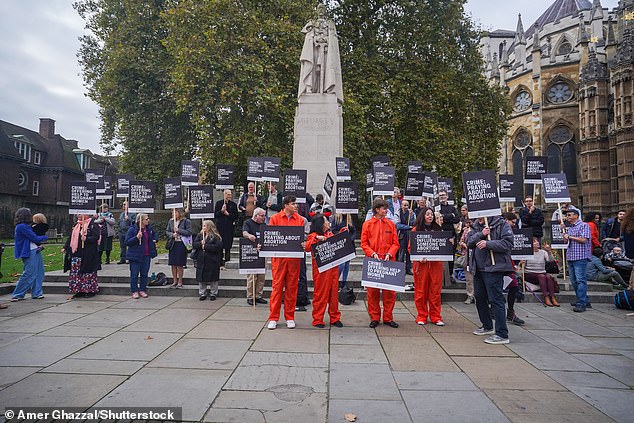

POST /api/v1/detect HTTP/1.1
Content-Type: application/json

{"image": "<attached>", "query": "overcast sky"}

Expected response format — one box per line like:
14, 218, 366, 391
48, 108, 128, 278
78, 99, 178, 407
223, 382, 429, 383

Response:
0, 0, 620, 155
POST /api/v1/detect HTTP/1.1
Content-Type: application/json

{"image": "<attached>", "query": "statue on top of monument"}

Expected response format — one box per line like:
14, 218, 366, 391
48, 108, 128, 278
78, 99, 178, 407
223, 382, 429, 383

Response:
298, 4, 343, 103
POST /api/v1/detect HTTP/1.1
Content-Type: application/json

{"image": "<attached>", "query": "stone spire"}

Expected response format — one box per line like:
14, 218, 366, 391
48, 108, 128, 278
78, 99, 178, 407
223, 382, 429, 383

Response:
514, 14, 527, 66
577, 13, 589, 46
514, 14, 527, 45
501, 40, 510, 67
491, 53, 500, 79
606, 16, 616, 46
532, 26, 541, 53
591, 0, 604, 20
581, 48, 609, 83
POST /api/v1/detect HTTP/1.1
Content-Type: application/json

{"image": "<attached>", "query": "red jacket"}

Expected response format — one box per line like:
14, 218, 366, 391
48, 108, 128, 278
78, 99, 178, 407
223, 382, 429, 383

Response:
269, 210, 305, 227
361, 216, 399, 260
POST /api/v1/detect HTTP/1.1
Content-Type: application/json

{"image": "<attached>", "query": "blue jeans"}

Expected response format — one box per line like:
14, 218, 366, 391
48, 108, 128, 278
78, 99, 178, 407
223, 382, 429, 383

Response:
568, 259, 589, 307
12, 249, 43, 299
473, 270, 508, 339
338, 261, 350, 289
130, 256, 151, 292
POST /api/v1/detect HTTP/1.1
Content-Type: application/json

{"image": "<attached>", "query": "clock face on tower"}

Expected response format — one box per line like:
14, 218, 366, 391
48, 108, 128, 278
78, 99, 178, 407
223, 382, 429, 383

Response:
514, 90, 532, 112
547, 82, 573, 104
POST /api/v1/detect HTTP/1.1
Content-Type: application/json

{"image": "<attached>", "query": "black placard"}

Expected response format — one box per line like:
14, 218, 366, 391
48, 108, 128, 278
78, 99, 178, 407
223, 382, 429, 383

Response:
85, 168, 105, 193
259, 226, 305, 258
366, 169, 374, 192
373, 166, 395, 196
69, 182, 97, 215
498, 174, 518, 203
336, 157, 351, 181
422, 172, 438, 198
335, 182, 359, 214
323, 173, 334, 199
361, 258, 406, 292
181, 160, 200, 186
164, 177, 183, 209
116, 174, 132, 198
511, 228, 534, 260
189, 185, 215, 219
239, 238, 266, 274
247, 157, 264, 181
462, 170, 501, 218
438, 177, 454, 205
311, 231, 356, 273
410, 231, 455, 261
541, 173, 571, 203
371, 155, 390, 169
525, 156, 548, 185
407, 161, 423, 174
96, 176, 113, 200
283, 169, 307, 203
128, 181, 156, 213
262, 157, 281, 182
404, 173, 424, 201
551, 223, 568, 249
216, 164, 235, 190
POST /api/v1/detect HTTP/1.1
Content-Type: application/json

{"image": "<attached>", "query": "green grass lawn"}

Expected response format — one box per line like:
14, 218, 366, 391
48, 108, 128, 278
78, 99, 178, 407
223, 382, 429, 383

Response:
0, 239, 168, 283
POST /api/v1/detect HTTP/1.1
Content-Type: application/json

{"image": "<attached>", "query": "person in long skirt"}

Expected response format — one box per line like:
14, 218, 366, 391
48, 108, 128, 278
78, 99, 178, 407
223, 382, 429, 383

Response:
411, 207, 446, 326
166, 208, 192, 288
193, 220, 223, 300
305, 214, 343, 328
126, 213, 158, 299
64, 214, 100, 298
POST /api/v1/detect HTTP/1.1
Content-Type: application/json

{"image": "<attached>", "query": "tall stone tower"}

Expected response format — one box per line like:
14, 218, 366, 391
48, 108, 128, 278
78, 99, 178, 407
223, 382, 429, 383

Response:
293, 7, 343, 197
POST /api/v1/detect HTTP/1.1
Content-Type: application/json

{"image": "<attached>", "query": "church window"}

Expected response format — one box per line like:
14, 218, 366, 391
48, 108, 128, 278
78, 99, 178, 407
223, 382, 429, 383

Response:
548, 125, 572, 144
513, 129, 532, 149
512, 146, 534, 199
513, 90, 532, 112
547, 81, 573, 104
558, 41, 572, 55
546, 126, 577, 184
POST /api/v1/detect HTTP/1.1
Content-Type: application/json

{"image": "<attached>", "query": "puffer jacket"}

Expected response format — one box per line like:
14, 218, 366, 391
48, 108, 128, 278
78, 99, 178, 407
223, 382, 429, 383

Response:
466, 216, 514, 273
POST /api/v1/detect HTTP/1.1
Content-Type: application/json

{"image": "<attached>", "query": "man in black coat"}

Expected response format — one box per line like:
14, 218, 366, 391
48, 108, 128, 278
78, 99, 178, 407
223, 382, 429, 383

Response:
518, 196, 544, 245
214, 189, 238, 265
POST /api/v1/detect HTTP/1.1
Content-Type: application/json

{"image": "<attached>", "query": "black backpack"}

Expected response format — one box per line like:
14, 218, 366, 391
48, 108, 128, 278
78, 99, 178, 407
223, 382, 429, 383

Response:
149, 272, 168, 287
614, 289, 634, 310
338, 286, 356, 305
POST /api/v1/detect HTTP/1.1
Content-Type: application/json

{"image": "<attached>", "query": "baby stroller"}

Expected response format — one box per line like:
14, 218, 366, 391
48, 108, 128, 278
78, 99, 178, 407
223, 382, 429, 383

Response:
602, 240, 633, 283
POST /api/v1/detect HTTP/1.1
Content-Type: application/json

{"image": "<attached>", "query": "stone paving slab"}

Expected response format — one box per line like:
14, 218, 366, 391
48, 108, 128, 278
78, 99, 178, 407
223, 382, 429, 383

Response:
123, 307, 213, 333
544, 371, 629, 389
508, 342, 597, 371
453, 357, 563, 390
572, 353, 634, 387
0, 336, 99, 367
330, 343, 388, 364
0, 367, 40, 391
149, 338, 250, 370
431, 332, 517, 357
529, 329, 614, 354
224, 365, 328, 393
168, 296, 231, 310
39, 300, 114, 314
328, 399, 411, 423
0, 312, 82, 333
37, 324, 120, 338
109, 295, 183, 309
186, 320, 264, 340
589, 336, 634, 351
203, 407, 265, 423
329, 363, 401, 400
380, 336, 459, 371
70, 331, 182, 361
41, 358, 145, 375
402, 390, 510, 423
329, 326, 380, 345
331, 310, 372, 327
0, 373, 126, 408
207, 305, 271, 322
251, 328, 329, 353
94, 367, 230, 422
0, 332, 31, 348
240, 351, 329, 368
568, 386, 634, 423
393, 371, 478, 391
485, 389, 616, 423
65, 308, 155, 328
607, 326, 634, 338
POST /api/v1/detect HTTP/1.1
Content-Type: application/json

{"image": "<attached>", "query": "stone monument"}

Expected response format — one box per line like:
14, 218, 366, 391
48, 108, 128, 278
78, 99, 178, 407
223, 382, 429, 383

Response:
293, 6, 343, 198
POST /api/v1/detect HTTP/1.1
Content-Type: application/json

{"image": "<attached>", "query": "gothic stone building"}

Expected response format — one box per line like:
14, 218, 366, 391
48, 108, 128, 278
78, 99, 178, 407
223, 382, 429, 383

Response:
481, 0, 634, 216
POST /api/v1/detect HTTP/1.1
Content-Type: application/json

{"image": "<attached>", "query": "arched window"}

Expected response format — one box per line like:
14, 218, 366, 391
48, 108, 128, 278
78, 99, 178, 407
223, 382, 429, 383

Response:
546, 125, 578, 184
499, 42, 504, 61
546, 80, 574, 104
513, 90, 532, 112
512, 146, 534, 199
558, 41, 572, 56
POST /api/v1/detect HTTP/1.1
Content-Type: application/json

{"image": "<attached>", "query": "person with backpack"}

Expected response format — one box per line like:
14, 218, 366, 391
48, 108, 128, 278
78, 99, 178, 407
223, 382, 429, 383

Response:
305, 214, 343, 328
125, 213, 158, 299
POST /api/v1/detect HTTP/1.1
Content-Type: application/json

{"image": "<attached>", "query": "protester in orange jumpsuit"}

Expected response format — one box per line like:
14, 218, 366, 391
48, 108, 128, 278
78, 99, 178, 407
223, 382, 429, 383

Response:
410, 207, 448, 326
267, 196, 306, 330
361, 198, 400, 328
305, 214, 343, 328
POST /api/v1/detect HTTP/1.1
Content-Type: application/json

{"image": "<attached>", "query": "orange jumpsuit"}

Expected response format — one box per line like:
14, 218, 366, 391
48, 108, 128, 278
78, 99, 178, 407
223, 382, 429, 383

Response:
305, 231, 341, 326
268, 211, 305, 322
361, 216, 400, 322
410, 228, 444, 324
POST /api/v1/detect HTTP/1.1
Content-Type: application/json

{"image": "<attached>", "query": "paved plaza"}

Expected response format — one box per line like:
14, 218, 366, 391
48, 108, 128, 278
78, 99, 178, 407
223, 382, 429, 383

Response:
0, 290, 633, 423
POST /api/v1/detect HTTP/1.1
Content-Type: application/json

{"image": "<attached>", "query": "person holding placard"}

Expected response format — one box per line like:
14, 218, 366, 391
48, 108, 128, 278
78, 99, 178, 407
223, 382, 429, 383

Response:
410, 207, 446, 326
96, 204, 116, 264
397, 201, 416, 276
563, 209, 592, 312
467, 215, 514, 344
64, 214, 101, 298
458, 218, 475, 304
242, 207, 268, 305
193, 220, 224, 300
263, 182, 283, 224
125, 213, 158, 299
361, 198, 400, 329
166, 208, 192, 288
331, 213, 355, 289
305, 214, 343, 328
215, 190, 238, 265
238, 182, 263, 219
522, 239, 559, 306
267, 196, 306, 330
519, 196, 544, 245
117, 201, 135, 264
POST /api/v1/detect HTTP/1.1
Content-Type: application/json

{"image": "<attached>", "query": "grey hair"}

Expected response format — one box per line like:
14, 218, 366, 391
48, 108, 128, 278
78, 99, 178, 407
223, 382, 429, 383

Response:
14, 208, 32, 225
253, 207, 265, 217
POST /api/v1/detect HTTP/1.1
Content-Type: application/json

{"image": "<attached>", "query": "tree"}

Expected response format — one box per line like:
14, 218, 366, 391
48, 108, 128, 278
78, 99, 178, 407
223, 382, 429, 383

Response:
74, 0, 197, 187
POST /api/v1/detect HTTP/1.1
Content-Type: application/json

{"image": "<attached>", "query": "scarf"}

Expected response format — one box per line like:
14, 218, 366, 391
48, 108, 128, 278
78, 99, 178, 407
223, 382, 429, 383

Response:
70, 217, 92, 253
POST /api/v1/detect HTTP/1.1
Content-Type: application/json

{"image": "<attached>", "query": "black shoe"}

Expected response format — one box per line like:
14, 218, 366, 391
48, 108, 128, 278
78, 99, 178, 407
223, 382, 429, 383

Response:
332, 321, 344, 328
507, 313, 525, 326
369, 320, 379, 328
570, 302, 592, 308
200, 295, 207, 301
84, 292, 96, 298
255, 298, 268, 304
295, 305, 307, 312
247, 299, 254, 305
117, 260, 126, 264
209, 295, 216, 301
384, 321, 399, 328
573, 306, 586, 312
314, 323, 325, 328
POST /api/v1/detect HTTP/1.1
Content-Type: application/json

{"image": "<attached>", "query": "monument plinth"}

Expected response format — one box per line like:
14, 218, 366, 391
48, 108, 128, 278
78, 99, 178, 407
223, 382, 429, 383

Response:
293, 7, 343, 198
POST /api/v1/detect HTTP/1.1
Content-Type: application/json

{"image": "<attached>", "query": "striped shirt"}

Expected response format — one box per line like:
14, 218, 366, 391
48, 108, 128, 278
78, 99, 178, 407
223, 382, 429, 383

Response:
566, 220, 591, 261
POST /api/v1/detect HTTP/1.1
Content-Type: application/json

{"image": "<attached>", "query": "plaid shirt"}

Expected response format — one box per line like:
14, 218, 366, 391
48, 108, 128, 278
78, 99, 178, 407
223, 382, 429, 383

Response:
566, 220, 591, 261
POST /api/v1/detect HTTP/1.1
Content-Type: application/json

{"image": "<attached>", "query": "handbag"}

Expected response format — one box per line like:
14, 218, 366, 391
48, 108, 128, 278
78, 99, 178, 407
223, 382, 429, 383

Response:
182, 235, 193, 252
165, 238, 175, 251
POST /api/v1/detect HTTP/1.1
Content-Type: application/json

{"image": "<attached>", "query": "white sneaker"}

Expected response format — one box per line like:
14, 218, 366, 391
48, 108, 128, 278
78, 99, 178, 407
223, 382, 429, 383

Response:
464, 296, 475, 304
286, 320, 296, 329
434, 321, 445, 326
416, 321, 426, 325
267, 320, 277, 330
